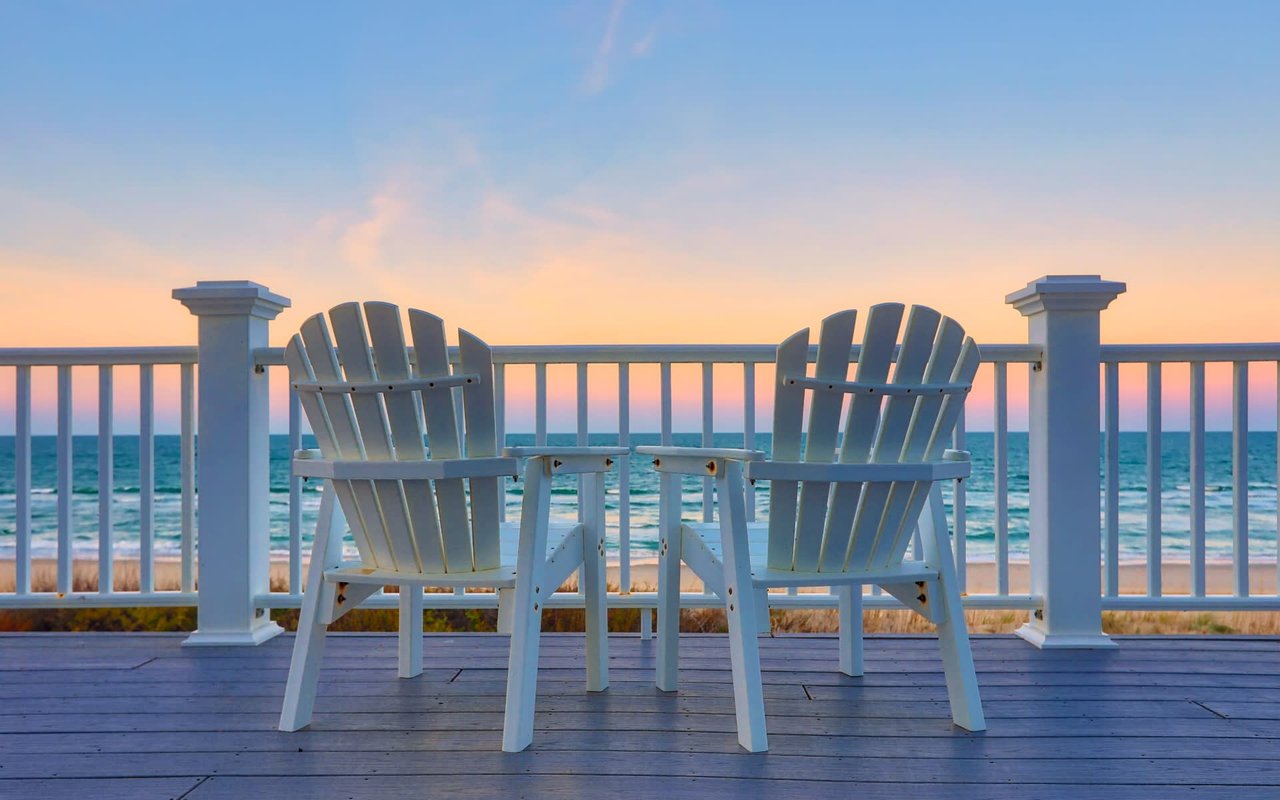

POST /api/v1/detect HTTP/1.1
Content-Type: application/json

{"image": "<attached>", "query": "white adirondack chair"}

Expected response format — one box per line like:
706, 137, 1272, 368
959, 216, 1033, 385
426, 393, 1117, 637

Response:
637, 304, 986, 752
277, 302, 624, 752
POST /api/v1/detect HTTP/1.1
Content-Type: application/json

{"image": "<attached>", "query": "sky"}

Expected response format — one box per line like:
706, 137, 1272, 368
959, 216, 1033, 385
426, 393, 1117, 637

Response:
1, 1, 1278, 432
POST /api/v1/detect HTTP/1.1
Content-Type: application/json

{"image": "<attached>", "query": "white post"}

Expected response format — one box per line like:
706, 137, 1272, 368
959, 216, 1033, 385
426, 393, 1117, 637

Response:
1006, 275, 1124, 649
174, 280, 290, 646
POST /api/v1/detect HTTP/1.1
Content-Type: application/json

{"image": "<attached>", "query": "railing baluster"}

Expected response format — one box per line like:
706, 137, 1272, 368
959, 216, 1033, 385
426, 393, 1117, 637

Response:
743, 362, 756, 522
535, 363, 547, 447
577, 363, 588, 528
1103, 362, 1120, 598
1189, 362, 1206, 598
702, 362, 713, 524
139, 365, 155, 594
994, 362, 1009, 596
288, 388, 302, 594
98, 365, 114, 594
660, 362, 672, 446
1146, 362, 1162, 597
180, 363, 196, 594
494, 364, 507, 524
618, 363, 631, 593
14, 365, 31, 595
1232, 361, 1249, 597
950, 406, 966, 580
57, 365, 73, 594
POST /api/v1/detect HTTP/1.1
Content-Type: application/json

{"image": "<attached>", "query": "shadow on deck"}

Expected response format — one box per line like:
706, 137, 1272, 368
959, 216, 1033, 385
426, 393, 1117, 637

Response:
1, 633, 1278, 799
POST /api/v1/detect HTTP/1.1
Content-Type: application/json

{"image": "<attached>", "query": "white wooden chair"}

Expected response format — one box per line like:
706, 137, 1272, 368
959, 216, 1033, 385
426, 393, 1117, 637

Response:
637, 304, 986, 752
277, 302, 624, 752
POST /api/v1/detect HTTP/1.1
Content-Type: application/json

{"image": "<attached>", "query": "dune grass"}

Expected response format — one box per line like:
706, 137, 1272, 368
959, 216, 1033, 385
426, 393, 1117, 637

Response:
1, 560, 1277, 635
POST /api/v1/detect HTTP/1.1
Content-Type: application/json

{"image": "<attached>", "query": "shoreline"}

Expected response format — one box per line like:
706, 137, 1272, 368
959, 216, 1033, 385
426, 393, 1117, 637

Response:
1, 557, 1274, 596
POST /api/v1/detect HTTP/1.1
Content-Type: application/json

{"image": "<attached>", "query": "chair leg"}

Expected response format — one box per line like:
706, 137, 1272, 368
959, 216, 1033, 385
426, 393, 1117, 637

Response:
922, 486, 986, 732
398, 587, 423, 679
280, 484, 342, 733
837, 584, 864, 677
581, 472, 609, 693
655, 472, 682, 692
719, 463, 768, 752
279, 578, 331, 731
754, 587, 771, 634
503, 458, 552, 753
496, 587, 514, 635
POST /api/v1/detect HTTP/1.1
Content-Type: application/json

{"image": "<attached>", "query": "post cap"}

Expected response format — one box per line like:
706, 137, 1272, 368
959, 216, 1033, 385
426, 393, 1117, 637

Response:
1005, 275, 1126, 317
173, 281, 291, 320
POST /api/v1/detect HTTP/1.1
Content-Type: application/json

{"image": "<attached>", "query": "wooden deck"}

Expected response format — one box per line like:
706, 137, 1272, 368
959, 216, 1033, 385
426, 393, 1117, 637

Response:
1, 633, 1278, 799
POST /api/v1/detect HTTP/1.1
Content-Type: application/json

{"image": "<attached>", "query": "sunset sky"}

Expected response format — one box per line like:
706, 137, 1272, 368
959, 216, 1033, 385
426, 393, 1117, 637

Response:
2, 2, 1277, 431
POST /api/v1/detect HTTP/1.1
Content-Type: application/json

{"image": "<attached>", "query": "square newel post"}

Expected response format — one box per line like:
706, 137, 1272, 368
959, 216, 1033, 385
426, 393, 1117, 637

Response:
173, 281, 291, 646
1007, 275, 1125, 649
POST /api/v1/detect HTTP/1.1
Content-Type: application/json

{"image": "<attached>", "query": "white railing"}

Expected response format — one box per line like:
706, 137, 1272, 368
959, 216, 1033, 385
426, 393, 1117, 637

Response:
0, 347, 197, 607
1100, 344, 1280, 609
2, 276, 1278, 647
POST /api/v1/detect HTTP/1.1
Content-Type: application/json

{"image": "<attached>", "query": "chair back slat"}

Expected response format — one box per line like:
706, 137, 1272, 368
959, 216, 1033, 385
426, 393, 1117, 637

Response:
329, 303, 420, 572
845, 306, 940, 572
761, 304, 977, 577
285, 335, 378, 566
364, 302, 447, 573
819, 303, 901, 571
459, 329, 501, 571
408, 310, 474, 572
298, 314, 395, 568
869, 316, 964, 568
792, 310, 857, 571
765, 328, 810, 570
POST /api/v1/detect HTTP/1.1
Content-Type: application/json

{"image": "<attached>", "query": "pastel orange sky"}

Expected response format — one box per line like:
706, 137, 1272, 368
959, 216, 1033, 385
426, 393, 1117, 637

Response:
2, 3, 1277, 431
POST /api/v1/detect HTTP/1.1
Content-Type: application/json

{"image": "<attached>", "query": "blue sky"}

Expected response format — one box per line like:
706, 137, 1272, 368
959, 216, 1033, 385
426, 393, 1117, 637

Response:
2, 1, 1278, 430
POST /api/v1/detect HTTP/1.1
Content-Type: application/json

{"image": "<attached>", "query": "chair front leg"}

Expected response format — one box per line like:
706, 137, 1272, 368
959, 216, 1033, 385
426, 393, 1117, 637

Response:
503, 457, 553, 752
581, 471, 609, 692
655, 471, 682, 692
718, 461, 768, 752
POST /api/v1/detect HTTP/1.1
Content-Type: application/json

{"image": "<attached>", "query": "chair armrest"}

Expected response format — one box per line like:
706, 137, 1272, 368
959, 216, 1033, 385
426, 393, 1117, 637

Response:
635, 446, 765, 461
637, 446, 765, 476
503, 446, 627, 475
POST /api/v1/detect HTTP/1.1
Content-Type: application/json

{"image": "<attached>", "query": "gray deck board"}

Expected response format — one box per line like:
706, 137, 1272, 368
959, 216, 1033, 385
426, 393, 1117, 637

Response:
0, 633, 1276, 796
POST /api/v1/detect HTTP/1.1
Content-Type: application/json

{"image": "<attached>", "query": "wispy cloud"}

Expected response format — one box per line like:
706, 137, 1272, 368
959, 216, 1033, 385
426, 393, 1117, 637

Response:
582, 0, 629, 95
340, 188, 408, 272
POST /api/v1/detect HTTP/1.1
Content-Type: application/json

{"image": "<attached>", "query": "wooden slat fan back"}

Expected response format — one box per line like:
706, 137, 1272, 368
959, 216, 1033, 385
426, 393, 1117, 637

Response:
284, 302, 502, 574
766, 304, 980, 573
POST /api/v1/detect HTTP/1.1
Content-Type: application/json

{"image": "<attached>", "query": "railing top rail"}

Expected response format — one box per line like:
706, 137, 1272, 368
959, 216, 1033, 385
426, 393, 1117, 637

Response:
1101, 343, 1280, 363
0, 346, 198, 367
253, 343, 1044, 367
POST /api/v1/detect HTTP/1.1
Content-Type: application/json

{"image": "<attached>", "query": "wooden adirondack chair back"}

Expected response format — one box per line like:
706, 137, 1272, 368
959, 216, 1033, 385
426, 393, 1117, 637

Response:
285, 302, 502, 575
765, 304, 980, 574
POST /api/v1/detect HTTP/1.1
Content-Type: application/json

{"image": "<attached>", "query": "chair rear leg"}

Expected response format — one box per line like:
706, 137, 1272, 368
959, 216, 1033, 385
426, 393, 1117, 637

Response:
837, 584, 864, 677
922, 485, 985, 731
503, 457, 553, 753
754, 587, 771, 634
279, 579, 331, 731
719, 463, 768, 752
655, 472, 682, 692
398, 587, 424, 679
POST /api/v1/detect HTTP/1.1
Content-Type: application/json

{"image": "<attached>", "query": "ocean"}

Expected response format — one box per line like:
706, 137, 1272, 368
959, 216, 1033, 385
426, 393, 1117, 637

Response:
0, 432, 1276, 563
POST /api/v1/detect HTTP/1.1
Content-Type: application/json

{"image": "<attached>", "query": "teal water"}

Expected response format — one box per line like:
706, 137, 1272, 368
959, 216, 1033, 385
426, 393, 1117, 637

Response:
0, 433, 1276, 562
